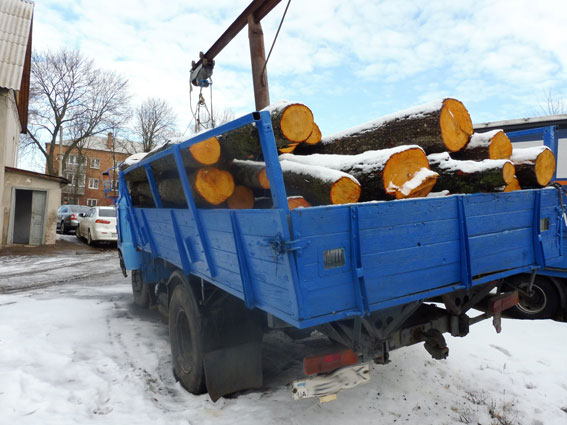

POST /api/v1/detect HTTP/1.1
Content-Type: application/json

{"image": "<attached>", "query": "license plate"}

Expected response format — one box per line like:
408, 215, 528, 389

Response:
112, 233, 117, 237
291, 362, 370, 400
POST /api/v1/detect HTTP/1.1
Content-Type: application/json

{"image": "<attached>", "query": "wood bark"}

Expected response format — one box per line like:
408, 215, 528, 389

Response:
428, 153, 516, 194
295, 98, 473, 156
510, 146, 556, 187
279, 160, 361, 205
218, 102, 315, 160
230, 159, 270, 190
450, 130, 512, 160
280, 146, 438, 201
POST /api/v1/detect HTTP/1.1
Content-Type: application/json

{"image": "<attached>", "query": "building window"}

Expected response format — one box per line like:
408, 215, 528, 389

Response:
88, 178, 99, 189
65, 173, 86, 187
91, 158, 100, 169
87, 199, 98, 207
67, 155, 78, 165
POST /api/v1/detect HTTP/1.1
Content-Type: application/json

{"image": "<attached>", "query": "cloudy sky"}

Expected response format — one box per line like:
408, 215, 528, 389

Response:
33, 0, 567, 139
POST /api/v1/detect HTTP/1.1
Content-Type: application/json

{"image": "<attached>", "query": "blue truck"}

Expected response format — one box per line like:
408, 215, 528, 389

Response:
115, 113, 566, 401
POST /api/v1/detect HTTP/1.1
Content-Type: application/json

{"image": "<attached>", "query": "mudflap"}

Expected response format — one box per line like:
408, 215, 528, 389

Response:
201, 294, 264, 402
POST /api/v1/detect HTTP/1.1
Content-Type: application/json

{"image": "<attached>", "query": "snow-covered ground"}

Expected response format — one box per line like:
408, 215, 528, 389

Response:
1, 247, 566, 424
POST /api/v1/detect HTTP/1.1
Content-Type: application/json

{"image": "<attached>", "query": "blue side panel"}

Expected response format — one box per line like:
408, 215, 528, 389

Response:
290, 188, 562, 325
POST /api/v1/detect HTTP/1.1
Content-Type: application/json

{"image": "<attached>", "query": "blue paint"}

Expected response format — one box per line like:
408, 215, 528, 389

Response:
116, 116, 566, 328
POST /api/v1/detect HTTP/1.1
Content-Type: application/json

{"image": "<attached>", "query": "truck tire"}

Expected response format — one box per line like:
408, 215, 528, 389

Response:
504, 276, 560, 319
169, 282, 206, 394
131, 269, 153, 308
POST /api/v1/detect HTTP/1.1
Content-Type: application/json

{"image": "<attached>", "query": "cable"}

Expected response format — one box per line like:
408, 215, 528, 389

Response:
260, 0, 291, 86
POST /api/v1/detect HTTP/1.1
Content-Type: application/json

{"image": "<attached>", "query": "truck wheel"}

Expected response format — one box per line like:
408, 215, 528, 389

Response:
505, 276, 560, 319
131, 269, 153, 308
169, 283, 206, 395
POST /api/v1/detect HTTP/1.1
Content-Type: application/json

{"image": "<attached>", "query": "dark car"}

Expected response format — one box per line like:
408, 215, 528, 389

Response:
56, 205, 90, 234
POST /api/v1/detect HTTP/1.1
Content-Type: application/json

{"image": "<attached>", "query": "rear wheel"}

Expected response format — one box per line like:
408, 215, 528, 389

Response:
87, 230, 94, 246
61, 221, 66, 234
504, 276, 560, 319
169, 281, 206, 394
131, 269, 153, 308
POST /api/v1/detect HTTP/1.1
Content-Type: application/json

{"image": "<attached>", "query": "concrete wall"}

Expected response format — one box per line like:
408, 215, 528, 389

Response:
0, 88, 23, 247
2, 170, 61, 246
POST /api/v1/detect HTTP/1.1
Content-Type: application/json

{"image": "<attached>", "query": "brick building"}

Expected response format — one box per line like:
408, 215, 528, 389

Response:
46, 133, 142, 206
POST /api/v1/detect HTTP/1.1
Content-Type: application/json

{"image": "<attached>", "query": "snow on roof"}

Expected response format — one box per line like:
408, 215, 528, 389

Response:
475, 114, 567, 130
55, 135, 144, 155
0, 0, 33, 90
322, 99, 445, 144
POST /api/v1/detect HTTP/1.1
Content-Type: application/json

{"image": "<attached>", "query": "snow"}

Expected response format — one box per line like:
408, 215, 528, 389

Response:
280, 145, 424, 173
279, 159, 360, 185
466, 130, 503, 149
123, 152, 148, 167
322, 99, 445, 144
427, 190, 450, 198
261, 100, 293, 114
511, 146, 551, 164
0, 271, 566, 424
428, 152, 512, 173
389, 168, 438, 196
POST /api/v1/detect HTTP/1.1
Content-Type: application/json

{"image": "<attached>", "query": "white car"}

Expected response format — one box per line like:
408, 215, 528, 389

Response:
76, 206, 118, 245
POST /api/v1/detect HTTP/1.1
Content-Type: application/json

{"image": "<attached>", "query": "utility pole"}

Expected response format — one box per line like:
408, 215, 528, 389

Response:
248, 16, 270, 110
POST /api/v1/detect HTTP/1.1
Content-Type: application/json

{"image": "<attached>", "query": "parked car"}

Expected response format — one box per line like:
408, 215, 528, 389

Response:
76, 206, 118, 245
57, 205, 90, 234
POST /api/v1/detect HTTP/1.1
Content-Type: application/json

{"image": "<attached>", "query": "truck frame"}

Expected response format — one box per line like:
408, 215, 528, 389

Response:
116, 112, 565, 401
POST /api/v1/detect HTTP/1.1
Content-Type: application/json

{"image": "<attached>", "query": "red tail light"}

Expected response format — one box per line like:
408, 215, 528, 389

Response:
70, 214, 77, 220
95, 219, 111, 224
304, 349, 358, 376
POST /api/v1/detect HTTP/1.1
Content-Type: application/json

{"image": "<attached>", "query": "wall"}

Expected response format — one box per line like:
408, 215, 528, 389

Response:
0, 88, 23, 247
2, 170, 62, 246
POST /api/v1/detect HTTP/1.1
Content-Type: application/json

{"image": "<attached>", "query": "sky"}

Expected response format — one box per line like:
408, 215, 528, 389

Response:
31, 0, 567, 147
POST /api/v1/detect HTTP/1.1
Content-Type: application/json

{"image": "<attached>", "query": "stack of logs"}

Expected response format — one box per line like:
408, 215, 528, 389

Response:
124, 99, 557, 210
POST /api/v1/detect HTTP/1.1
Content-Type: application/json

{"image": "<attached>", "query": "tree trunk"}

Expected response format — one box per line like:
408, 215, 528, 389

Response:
428, 153, 516, 193
124, 137, 221, 183
230, 159, 270, 190
510, 146, 556, 187
219, 102, 315, 160
227, 185, 255, 209
279, 160, 361, 205
450, 130, 512, 160
295, 98, 473, 156
280, 145, 438, 200
254, 196, 311, 210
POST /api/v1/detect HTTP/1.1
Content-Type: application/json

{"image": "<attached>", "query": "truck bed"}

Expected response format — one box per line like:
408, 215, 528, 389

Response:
118, 112, 564, 328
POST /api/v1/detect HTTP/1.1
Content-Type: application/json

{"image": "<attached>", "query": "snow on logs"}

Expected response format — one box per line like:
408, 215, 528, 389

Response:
280, 145, 438, 200
510, 146, 556, 187
427, 153, 517, 193
451, 130, 512, 160
296, 98, 473, 156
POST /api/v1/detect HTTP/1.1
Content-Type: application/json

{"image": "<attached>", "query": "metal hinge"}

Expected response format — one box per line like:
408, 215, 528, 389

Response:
269, 234, 309, 256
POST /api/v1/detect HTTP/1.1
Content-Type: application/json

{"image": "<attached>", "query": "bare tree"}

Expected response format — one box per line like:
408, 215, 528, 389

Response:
537, 90, 567, 116
22, 49, 131, 176
134, 98, 177, 152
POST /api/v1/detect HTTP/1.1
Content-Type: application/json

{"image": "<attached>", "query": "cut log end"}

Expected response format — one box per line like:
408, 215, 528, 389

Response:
330, 177, 361, 204
258, 168, 270, 189
280, 104, 314, 142
194, 167, 235, 205
288, 196, 311, 210
304, 122, 322, 145
503, 161, 516, 185
504, 177, 521, 192
440, 99, 474, 152
384, 147, 431, 198
397, 173, 439, 199
535, 149, 556, 186
227, 185, 255, 209
278, 143, 299, 154
188, 137, 221, 165
488, 131, 512, 159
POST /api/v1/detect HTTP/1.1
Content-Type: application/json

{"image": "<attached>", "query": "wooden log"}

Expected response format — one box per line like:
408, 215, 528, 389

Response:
254, 196, 311, 210
427, 152, 516, 193
279, 160, 361, 205
227, 185, 255, 209
510, 146, 556, 187
219, 101, 315, 160
304, 122, 322, 145
230, 159, 270, 190
280, 145, 439, 200
503, 176, 521, 192
129, 167, 234, 207
295, 98, 473, 156
450, 130, 512, 160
